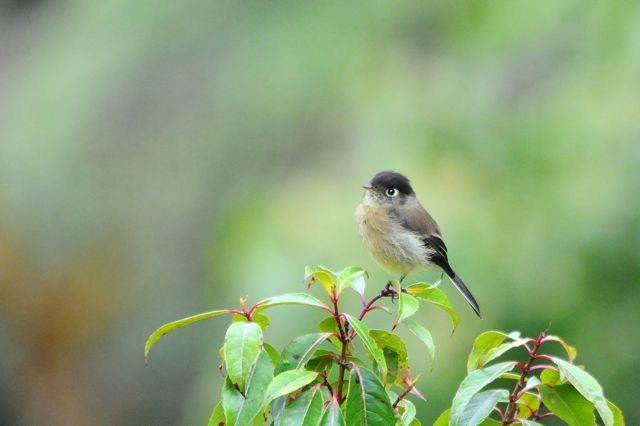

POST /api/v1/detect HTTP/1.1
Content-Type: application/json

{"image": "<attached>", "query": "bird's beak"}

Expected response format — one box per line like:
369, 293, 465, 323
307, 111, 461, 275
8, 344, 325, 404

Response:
362, 185, 380, 193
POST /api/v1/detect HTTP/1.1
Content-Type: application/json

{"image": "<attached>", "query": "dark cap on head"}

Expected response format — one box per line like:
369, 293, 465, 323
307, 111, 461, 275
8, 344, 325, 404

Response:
370, 171, 414, 195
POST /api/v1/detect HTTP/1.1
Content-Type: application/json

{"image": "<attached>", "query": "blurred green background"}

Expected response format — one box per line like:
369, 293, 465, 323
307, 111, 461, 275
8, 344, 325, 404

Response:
1, 1, 639, 424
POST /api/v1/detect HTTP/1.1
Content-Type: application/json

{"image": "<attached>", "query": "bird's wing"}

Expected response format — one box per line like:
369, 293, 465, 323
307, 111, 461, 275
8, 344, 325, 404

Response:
395, 201, 442, 238
395, 202, 450, 263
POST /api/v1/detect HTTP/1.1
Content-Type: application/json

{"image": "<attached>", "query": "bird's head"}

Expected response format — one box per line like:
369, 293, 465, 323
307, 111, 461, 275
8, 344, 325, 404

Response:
362, 171, 415, 207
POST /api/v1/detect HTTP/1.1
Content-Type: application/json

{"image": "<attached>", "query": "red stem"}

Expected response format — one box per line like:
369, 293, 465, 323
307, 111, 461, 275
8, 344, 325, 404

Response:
502, 332, 545, 425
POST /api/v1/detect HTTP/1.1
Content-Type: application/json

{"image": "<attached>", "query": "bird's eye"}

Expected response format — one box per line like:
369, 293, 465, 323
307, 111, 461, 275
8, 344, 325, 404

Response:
386, 188, 397, 197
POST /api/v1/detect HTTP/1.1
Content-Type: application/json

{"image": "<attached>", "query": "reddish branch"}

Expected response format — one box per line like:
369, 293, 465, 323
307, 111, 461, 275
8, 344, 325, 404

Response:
332, 285, 396, 403
331, 295, 349, 403
502, 333, 546, 425
392, 379, 417, 409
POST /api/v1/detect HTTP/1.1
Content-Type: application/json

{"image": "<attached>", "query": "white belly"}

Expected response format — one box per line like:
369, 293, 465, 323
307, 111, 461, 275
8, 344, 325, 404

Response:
355, 204, 431, 274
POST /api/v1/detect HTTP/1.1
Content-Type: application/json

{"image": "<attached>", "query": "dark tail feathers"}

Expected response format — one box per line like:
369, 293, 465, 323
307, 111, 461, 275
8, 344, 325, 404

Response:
450, 273, 481, 318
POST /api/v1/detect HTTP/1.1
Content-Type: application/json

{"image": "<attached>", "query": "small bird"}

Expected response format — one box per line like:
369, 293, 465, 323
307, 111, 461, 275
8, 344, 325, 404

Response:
355, 171, 481, 317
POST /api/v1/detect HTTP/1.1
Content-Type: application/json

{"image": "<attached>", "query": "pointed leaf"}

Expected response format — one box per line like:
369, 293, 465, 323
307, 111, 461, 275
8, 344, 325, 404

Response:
517, 420, 545, 426
318, 316, 343, 350
540, 368, 562, 386
275, 333, 332, 374
232, 312, 271, 331
521, 376, 541, 393
208, 402, 225, 426
479, 419, 502, 425
516, 391, 541, 419
369, 329, 408, 360
264, 342, 281, 365
336, 266, 367, 297
320, 395, 346, 426
343, 314, 387, 382
467, 331, 527, 372
405, 283, 459, 331
450, 361, 518, 426
279, 386, 324, 426
221, 376, 243, 426
344, 366, 395, 425
145, 309, 230, 361
234, 351, 275, 425
306, 266, 337, 296
539, 383, 595, 426
607, 400, 625, 426
398, 399, 417, 426
351, 275, 367, 301
394, 292, 420, 329
433, 408, 450, 426
544, 335, 578, 362
264, 370, 319, 405
369, 329, 408, 387
223, 322, 263, 392
457, 389, 509, 426
255, 293, 329, 312
552, 357, 613, 426
403, 319, 435, 368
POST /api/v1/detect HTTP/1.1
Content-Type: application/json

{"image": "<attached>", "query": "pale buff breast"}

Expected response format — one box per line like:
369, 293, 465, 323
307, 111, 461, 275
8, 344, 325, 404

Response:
355, 203, 431, 275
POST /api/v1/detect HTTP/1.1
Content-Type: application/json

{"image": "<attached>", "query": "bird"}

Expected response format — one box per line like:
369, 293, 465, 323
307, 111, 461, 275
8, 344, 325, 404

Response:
355, 170, 481, 317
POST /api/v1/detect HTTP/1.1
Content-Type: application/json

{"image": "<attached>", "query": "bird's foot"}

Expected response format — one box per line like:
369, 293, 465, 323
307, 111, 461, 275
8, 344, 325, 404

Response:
382, 281, 406, 303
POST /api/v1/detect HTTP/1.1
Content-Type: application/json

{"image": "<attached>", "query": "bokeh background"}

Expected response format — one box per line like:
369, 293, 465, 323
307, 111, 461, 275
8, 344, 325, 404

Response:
1, 1, 639, 424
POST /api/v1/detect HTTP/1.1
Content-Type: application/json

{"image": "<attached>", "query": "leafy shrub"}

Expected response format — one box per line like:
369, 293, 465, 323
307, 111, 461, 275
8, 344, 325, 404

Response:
145, 266, 624, 425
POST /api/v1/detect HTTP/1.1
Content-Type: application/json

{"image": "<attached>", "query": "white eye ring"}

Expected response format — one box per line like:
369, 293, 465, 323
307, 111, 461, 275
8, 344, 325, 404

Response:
386, 188, 397, 197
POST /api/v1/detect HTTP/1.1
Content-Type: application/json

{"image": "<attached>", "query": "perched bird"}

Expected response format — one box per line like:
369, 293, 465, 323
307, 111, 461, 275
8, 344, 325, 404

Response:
355, 171, 481, 317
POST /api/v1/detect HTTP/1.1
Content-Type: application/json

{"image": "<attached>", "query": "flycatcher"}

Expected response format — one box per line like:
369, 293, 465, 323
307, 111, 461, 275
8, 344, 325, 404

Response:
355, 171, 481, 317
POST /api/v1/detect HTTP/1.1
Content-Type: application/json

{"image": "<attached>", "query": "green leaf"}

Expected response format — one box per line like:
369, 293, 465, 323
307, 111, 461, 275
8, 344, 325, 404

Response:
467, 331, 527, 372
552, 357, 613, 426
275, 333, 332, 374
397, 399, 417, 426
234, 351, 275, 425
521, 376, 541, 393
544, 335, 578, 362
264, 370, 320, 406
221, 376, 244, 426
405, 283, 459, 331
369, 329, 408, 387
343, 314, 387, 382
270, 397, 287, 426
457, 389, 509, 426
320, 395, 346, 426
318, 316, 343, 350
208, 402, 225, 426
516, 391, 540, 419
344, 366, 395, 426
539, 383, 595, 426
336, 266, 367, 297
394, 292, 420, 329
433, 408, 450, 426
144, 309, 230, 361
478, 418, 502, 425
264, 342, 281, 365
540, 368, 562, 386
516, 420, 545, 426
306, 266, 337, 296
279, 386, 324, 426
369, 329, 408, 360
255, 293, 329, 312
223, 322, 263, 393
499, 372, 522, 381
607, 400, 625, 426
306, 348, 338, 371
232, 312, 271, 331
450, 361, 518, 426
403, 319, 435, 368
